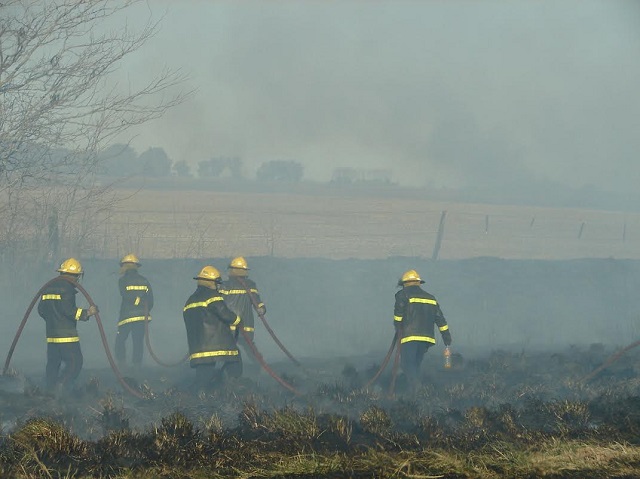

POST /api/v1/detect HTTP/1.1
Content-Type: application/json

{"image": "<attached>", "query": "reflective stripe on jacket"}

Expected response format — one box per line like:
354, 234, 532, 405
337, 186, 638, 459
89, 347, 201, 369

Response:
38, 278, 88, 342
118, 270, 153, 326
183, 286, 240, 366
393, 285, 448, 344
220, 276, 263, 339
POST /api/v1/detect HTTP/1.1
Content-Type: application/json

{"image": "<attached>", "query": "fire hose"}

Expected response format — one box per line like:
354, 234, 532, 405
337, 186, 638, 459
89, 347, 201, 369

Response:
241, 272, 403, 393
239, 328, 301, 396
388, 337, 402, 397
582, 338, 640, 383
141, 285, 300, 395
236, 277, 303, 368
361, 332, 398, 390
142, 305, 189, 368
3, 276, 146, 399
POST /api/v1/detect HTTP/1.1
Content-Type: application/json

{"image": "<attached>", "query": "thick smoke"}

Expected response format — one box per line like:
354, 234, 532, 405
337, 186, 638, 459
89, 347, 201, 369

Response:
113, 1, 640, 196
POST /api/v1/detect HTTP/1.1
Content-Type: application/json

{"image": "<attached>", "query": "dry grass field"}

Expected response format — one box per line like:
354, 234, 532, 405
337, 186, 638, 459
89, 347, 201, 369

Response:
93, 185, 640, 260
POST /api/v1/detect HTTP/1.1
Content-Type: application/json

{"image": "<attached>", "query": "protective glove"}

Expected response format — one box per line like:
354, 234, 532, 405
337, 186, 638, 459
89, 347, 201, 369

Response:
257, 305, 266, 316
441, 330, 452, 346
87, 305, 99, 317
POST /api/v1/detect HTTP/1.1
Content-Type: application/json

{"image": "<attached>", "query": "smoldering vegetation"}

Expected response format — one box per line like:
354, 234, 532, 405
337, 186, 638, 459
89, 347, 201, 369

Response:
1, 345, 640, 478
1, 256, 640, 477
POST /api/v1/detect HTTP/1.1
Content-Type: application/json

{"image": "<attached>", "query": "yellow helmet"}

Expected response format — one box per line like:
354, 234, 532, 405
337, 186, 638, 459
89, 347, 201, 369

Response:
229, 256, 249, 270
120, 253, 141, 265
57, 258, 83, 275
399, 269, 425, 285
194, 265, 222, 282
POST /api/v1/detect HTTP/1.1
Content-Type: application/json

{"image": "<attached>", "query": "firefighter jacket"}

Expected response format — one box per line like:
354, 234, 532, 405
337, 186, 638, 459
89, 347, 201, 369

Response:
183, 285, 241, 367
38, 278, 90, 344
118, 269, 154, 327
393, 285, 450, 345
220, 276, 264, 337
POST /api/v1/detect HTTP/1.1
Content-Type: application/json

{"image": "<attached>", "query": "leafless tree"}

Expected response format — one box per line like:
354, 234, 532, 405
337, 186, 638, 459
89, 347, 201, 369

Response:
0, 0, 190, 265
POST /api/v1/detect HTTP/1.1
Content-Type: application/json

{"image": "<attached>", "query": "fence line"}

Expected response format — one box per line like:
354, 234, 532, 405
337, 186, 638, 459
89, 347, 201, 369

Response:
66, 205, 640, 261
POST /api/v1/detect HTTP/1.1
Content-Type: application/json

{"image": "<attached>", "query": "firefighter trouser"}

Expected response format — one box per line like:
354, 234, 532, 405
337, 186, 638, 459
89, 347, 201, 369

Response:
193, 358, 242, 391
400, 341, 431, 386
46, 342, 83, 390
115, 322, 145, 365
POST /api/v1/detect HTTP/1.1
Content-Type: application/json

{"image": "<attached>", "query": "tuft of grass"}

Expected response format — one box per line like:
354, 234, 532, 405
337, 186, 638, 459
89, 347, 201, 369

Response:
99, 396, 130, 434
360, 405, 392, 436
261, 407, 320, 440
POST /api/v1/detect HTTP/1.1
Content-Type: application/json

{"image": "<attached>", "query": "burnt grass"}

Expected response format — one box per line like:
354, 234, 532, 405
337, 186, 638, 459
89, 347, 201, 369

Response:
1, 345, 640, 478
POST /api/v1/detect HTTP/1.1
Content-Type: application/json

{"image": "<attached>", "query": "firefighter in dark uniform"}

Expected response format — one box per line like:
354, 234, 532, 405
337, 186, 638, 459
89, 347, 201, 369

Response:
220, 256, 266, 373
394, 269, 452, 389
37, 258, 98, 393
183, 265, 242, 390
115, 253, 153, 370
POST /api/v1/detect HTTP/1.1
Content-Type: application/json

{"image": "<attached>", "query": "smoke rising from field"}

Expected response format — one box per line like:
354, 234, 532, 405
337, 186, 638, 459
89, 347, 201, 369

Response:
117, 0, 640, 196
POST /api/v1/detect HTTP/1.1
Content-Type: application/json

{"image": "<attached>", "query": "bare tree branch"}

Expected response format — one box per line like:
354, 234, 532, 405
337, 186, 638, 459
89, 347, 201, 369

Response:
0, 0, 192, 261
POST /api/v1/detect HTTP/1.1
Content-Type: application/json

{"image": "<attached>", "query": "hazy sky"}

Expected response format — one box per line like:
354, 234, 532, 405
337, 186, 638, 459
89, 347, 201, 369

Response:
119, 1, 640, 190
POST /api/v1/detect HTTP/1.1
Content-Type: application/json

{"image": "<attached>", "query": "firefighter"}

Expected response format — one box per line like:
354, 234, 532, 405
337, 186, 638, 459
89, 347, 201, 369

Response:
183, 265, 242, 391
115, 254, 153, 370
393, 269, 452, 390
220, 256, 266, 374
37, 258, 98, 393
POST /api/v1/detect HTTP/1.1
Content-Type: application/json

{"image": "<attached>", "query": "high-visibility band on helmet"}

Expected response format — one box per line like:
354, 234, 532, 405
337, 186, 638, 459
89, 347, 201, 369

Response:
400, 335, 436, 344
394, 315, 403, 322
126, 285, 149, 292
409, 298, 437, 305
184, 296, 223, 311
41, 294, 61, 300
47, 336, 80, 343
439, 325, 449, 331
223, 289, 258, 295
243, 326, 255, 332
190, 350, 239, 360
75, 308, 83, 320
118, 316, 151, 327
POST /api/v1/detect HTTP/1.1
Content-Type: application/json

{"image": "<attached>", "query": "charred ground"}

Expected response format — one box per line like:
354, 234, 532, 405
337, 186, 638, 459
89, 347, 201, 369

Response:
1, 256, 640, 477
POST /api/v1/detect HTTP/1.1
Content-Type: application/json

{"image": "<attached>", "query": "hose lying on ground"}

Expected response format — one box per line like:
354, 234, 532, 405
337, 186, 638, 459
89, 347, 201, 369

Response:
582, 338, 640, 383
4, 276, 146, 399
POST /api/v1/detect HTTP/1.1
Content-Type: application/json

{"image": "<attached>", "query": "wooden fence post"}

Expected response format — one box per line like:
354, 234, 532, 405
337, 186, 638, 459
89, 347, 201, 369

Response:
431, 210, 447, 261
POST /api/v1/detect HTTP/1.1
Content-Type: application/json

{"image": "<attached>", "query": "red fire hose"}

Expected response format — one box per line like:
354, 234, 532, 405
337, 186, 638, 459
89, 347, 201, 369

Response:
239, 329, 301, 396
3, 276, 146, 399
236, 277, 303, 368
582, 338, 640, 382
361, 332, 398, 390
388, 337, 402, 397
142, 305, 189, 368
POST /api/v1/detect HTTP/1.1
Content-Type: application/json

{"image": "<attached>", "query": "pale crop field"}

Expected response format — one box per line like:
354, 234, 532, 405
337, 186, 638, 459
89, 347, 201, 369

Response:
89, 186, 640, 260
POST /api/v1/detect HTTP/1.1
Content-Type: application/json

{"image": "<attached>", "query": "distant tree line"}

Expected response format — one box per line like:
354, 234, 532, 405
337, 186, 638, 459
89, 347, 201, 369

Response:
95, 144, 306, 182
